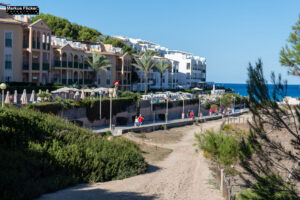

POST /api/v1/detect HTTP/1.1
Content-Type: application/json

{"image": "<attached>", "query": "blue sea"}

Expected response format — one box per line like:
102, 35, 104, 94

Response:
216, 83, 300, 98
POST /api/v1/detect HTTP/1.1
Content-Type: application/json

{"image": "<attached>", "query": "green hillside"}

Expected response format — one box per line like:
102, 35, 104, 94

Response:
0, 108, 146, 200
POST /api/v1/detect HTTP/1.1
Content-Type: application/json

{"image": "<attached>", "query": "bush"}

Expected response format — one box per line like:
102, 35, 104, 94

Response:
116, 117, 128, 125
0, 108, 146, 200
236, 175, 297, 200
195, 130, 240, 166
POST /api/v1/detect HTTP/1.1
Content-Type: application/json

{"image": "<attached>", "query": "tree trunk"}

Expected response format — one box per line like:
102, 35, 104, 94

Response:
145, 72, 148, 94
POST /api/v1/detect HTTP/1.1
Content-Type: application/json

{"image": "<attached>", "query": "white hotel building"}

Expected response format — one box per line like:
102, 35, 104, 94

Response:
114, 36, 206, 90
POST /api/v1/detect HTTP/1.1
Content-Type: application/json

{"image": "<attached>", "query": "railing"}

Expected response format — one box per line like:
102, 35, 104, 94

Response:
23, 63, 29, 70
23, 40, 29, 48
32, 62, 40, 70
62, 61, 67, 67
74, 62, 78, 68
43, 63, 49, 70
54, 60, 61, 67
68, 61, 73, 68
32, 41, 36, 49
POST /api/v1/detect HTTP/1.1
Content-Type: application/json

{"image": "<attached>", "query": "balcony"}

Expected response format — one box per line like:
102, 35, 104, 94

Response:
32, 62, 40, 70
32, 41, 36, 49
62, 61, 67, 67
23, 40, 29, 48
37, 42, 40, 49
43, 63, 49, 71
79, 63, 83, 69
74, 62, 78, 68
54, 60, 61, 67
23, 63, 29, 70
68, 61, 73, 68
116, 65, 122, 71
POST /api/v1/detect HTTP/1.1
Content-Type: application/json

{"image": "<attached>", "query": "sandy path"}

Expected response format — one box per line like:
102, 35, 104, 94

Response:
39, 120, 223, 200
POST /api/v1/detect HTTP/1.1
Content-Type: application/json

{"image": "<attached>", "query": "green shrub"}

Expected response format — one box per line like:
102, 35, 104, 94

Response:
0, 108, 146, 200
236, 175, 297, 200
195, 130, 240, 166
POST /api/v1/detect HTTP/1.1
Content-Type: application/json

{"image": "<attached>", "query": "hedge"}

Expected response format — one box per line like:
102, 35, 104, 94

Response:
0, 108, 146, 200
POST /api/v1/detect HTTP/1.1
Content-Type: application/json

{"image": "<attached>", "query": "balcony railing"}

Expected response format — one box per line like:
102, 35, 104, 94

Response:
43, 63, 49, 71
74, 62, 78, 68
23, 63, 29, 70
32, 62, 40, 70
68, 61, 73, 68
32, 41, 36, 49
23, 40, 29, 48
54, 60, 61, 67
62, 61, 67, 67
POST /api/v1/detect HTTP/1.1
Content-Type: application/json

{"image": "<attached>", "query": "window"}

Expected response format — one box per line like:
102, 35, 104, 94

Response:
5, 54, 12, 69
186, 63, 190, 70
106, 79, 110, 85
5, 32, 12, 47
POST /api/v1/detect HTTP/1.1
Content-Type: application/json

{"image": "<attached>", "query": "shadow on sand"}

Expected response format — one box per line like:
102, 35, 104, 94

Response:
38, 164, 161, 200
39, 186, 157, 200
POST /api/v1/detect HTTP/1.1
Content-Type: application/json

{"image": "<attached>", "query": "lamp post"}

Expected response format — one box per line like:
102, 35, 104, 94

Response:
198, 94, 201, 118
99, 90, 103, 122
0, 83, 7, 108
182, 94, 185, 114
166, 92, 169, 123
109, 88, 114, 130
151, 93, 155, 124
233, 96, 236, 113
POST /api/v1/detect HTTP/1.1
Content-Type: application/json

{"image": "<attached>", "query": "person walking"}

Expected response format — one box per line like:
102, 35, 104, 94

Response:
209, 109, 212, 116
138, 114, 144, 126
182, 111, 185, 119
134, 116, 139, 127
190, 110, 194, 119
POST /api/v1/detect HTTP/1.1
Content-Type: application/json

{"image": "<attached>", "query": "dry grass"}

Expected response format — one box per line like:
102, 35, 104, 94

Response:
139, 143, 173, 164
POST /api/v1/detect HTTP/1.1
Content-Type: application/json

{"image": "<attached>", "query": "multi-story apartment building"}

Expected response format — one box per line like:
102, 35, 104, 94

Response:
0, 11, 132, 90
133, 56, 179, 91
165, 50, 206, 88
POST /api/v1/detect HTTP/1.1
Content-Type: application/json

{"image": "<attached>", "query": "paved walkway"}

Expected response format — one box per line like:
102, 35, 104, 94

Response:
92, 109, 249, 135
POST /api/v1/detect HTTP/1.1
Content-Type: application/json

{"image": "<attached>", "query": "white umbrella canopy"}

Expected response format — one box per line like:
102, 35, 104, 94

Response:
13, 90, 17, 104
4, 91, 10, 104
80, 91, 85, 99
30, 90, 36, 102
51, 87, 78, 94
90, 91, 95, 97
192, 87, 202, 91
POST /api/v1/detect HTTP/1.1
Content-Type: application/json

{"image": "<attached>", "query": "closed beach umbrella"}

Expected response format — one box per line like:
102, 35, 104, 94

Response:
13, 90, 17, 104
30, 90, 35, 102
37, 89, 42, 102
4, 91, 10, 104
22, 89, 28, 104
80, 91, 85, 99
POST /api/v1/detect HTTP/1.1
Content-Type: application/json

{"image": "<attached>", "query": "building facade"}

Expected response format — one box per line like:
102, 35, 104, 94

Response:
0, 11, 133, 90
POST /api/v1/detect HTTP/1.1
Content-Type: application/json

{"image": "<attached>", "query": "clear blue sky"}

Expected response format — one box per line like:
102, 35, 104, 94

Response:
9, 0, 300, 84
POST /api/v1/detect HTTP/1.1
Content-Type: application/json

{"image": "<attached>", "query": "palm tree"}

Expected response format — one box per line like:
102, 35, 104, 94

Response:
133, 55, 157, 94
85, 53, 111, 85
155, 60, 171, 90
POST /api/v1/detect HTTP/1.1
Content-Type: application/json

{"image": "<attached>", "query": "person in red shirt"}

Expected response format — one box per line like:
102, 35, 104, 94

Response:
190, 110, 194, 119
138, 114, 144, 126
209, 109, 212, 116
